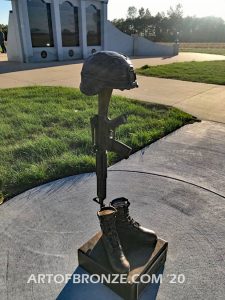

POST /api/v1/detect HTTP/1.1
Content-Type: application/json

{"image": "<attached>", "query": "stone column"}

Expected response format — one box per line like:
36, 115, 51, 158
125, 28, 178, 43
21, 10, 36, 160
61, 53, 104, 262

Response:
101, 1, 108, 50
52, 0, 63, 61
80, 0, 88, 58
7, 2, 23, 62
16, 0, 33, 62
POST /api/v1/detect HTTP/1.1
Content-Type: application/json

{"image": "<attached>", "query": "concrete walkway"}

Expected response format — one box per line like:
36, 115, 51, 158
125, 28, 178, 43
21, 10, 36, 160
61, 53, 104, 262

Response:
0, 121, 225, 300
1, 53, 225, 299
115, 76, 225, 123
0, 53, 7, 62
1, 52, 225, 123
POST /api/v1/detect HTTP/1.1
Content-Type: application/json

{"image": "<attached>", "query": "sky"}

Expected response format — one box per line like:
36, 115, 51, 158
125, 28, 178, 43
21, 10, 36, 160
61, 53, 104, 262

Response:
0, 0, 12, 24
1, 0, 225, 25
108, 0, 225, 20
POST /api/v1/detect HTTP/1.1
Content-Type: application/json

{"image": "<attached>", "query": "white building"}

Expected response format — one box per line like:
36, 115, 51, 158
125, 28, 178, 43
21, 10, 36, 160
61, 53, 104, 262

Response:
7, 0, 178, 63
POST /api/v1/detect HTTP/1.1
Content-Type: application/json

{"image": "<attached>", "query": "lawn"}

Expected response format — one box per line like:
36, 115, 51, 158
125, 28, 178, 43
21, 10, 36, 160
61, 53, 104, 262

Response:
136, 61, 225, 85
180, 48, 225, 56
179, 43, 225, 56
0, 86, 195, 203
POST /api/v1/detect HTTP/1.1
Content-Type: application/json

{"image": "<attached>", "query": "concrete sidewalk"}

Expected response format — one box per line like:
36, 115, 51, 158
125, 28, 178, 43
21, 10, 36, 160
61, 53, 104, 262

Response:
1, 52, 225, 123
0, 121, 225, 300
115, 76, 225, 123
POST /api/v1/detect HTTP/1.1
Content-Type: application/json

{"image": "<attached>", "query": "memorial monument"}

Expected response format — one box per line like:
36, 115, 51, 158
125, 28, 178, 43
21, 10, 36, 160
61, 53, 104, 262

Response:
7, 0, 177, 63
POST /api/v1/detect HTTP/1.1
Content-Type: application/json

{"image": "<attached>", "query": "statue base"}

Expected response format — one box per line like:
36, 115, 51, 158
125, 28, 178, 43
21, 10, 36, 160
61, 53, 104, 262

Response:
78, 232, 168, 300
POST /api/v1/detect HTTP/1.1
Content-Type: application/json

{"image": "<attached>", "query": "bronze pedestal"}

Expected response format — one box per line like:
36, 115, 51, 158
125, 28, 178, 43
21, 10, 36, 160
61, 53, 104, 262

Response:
78, 232, 168, 300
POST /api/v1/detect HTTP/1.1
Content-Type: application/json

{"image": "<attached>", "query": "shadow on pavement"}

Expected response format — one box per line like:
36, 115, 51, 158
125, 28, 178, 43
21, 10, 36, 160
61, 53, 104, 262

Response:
0, 55, 179, 75
162, 56, 176, 60
132, 55, 176, 61
56, 266, 164, 300
0, 59, 84, 74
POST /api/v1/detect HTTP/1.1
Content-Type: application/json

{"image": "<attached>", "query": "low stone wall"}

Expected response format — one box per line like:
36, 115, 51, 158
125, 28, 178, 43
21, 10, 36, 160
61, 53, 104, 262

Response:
134, 35, 178, 57
106, 21, 178, 57
106, 21, 134, 56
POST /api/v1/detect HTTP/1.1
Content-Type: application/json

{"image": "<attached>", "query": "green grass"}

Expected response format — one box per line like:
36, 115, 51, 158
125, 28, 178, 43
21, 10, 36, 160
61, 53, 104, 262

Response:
0, 86, 195, 201
180, 48, 225, 56
136, 61, 225, 85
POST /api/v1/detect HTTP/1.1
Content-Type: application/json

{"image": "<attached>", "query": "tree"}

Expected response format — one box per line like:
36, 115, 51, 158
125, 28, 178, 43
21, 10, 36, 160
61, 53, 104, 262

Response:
167, 4, 183, 40
167, 3, 183, 19
112, 4, 225, 43
145, 9, 151, 17
0, 24, 8, 32
127, 6, 137, 19
139, 7, 145, 18
0, 24, 8, 41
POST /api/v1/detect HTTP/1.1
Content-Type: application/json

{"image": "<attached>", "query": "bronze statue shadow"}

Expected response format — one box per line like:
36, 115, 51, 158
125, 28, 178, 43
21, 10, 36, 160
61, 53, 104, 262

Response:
57, 234, 165, 300
121, 237, 156, 271
56, 265, 164, 300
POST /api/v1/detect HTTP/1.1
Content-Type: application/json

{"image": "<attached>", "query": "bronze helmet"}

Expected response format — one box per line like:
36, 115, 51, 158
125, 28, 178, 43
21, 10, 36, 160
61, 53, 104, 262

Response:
80, 51, 138, 96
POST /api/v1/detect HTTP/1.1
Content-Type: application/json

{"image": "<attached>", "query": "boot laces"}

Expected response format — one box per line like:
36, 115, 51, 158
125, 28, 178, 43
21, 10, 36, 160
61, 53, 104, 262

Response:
124, 207, 140, 227
102, 219, 120, 248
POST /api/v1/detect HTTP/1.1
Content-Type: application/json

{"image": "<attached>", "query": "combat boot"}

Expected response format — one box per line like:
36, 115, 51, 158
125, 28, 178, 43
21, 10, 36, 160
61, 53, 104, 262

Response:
110, 198, 157, 245
97, 206, 130, 273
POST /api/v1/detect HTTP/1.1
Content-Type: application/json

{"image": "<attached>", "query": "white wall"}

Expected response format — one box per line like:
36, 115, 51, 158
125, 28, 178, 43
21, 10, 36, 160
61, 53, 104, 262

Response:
106, 21, 133, 56
134, 36, 177, 57
105, 21, 178, 58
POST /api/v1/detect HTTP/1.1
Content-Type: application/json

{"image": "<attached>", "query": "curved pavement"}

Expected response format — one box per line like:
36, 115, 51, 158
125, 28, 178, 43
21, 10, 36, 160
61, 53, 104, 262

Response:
1, 52, 225, 124
0, 121, 225, 300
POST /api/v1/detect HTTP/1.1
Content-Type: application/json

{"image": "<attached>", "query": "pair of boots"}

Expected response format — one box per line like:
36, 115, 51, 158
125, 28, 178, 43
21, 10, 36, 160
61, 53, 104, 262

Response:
97, 198, 157, 274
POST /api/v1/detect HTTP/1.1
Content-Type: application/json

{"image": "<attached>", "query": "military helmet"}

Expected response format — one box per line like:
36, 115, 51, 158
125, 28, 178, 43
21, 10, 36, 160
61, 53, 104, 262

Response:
80, 51, 138, 96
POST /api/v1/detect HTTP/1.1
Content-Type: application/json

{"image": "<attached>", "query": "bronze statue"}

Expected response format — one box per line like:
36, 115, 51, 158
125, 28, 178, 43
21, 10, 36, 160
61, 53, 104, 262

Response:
80, 51, 157, 274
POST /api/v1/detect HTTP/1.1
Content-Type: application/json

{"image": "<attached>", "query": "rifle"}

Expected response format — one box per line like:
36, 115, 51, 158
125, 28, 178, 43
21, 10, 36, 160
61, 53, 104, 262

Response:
91, 88, 132, 208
